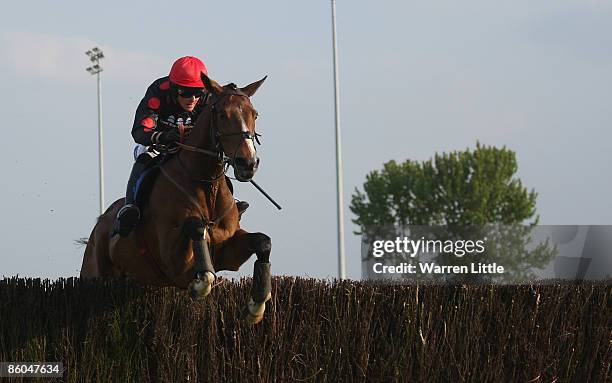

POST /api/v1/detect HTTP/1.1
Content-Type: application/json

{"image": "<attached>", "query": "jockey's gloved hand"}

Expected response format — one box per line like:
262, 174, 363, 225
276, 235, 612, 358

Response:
157, 129, 181, 145
182, 125, 194, 139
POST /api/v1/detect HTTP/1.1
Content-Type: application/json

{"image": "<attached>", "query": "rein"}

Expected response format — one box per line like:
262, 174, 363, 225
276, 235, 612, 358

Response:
159, 165, 234, 228
175, 142, 221, 158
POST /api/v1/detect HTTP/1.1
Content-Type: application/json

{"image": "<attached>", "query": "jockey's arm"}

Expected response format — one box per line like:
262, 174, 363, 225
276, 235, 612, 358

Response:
131, 81, 164, 146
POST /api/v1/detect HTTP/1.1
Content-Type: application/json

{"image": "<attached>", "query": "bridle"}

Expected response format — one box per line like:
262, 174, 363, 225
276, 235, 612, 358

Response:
175, 83, 261, 183
177, 83, 261, 160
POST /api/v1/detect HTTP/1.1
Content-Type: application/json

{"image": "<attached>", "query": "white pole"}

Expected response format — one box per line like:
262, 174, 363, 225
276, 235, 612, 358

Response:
97, 70, 105, 215
86, 47, 105, 215
331, 0, 346, 279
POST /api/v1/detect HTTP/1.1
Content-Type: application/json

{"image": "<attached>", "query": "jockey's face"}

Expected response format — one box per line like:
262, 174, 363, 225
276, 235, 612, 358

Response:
177, 88, 204, 112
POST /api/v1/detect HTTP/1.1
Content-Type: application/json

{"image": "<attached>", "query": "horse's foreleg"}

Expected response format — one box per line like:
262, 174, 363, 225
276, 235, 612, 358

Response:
214, 230, 272, 324
183, 217, 215, 299
245, 255, 272, 325
249, 235, 272, 305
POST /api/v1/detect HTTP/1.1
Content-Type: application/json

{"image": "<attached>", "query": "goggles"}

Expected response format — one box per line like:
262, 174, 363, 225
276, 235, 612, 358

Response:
177, 88, 205, 99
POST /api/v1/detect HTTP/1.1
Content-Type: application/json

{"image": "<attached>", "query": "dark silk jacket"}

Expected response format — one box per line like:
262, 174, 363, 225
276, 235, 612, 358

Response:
131, 76, 207, 146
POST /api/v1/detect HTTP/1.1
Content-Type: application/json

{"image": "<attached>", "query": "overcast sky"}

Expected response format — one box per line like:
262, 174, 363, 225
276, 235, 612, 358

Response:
1, 1, 610, 280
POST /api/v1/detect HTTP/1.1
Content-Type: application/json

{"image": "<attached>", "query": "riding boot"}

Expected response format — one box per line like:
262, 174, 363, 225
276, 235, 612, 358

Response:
236, 200, 249, 220
116, 161, 148, 236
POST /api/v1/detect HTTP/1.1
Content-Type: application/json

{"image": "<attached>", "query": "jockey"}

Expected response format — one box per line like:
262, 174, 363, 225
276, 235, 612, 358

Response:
115, 56, 249, 237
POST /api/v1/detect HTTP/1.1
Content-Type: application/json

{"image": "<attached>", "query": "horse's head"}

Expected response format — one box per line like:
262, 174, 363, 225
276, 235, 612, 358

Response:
199, 73, 266, 182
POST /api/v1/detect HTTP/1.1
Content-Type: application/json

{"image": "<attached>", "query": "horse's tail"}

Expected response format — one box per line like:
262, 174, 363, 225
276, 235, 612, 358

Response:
75, 237, 89, 246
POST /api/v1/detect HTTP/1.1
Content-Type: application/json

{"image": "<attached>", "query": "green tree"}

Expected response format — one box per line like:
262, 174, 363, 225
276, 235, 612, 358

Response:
351, 142, 554, 282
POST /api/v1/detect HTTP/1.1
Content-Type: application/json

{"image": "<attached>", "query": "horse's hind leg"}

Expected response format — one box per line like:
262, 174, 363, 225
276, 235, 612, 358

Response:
80, 232, 98, 278
214, 229, 272, 325
81, 221, 114, 278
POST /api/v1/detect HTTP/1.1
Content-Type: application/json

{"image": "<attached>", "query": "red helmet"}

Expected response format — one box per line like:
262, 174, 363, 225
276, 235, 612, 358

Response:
169, 56, 208, 88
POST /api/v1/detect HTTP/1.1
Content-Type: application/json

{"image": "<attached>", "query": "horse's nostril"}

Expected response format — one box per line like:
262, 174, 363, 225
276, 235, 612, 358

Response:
234, 157, 248, 168
235, 157, 257, 170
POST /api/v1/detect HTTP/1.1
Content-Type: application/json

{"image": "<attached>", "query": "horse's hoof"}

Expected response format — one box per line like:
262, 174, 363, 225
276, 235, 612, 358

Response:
241, 293, 272, 325
188, 271, 214, 300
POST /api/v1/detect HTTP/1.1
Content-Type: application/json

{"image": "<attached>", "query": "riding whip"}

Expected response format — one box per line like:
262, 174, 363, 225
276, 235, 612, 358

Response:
250, 180, 282, 210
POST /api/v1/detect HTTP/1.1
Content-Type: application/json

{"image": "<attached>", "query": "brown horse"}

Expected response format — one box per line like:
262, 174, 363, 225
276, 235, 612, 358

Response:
80, 73, 272, 324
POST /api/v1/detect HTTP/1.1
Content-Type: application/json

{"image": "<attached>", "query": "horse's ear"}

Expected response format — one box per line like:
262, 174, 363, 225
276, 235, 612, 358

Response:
201, 72, 223, 95
240, 76, 267, 97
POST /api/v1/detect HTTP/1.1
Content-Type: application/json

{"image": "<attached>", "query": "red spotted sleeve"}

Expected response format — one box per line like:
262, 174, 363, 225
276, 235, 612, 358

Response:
131, 78, 170, 145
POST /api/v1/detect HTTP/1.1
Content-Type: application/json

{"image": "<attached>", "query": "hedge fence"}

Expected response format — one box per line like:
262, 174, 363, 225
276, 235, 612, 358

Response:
0, 277, 610, 382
